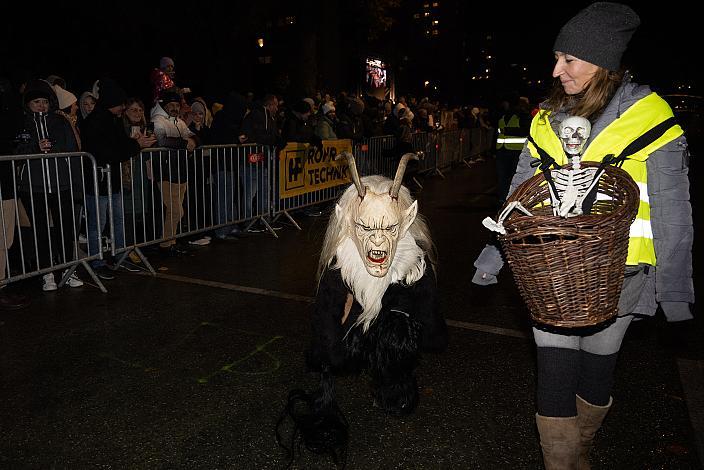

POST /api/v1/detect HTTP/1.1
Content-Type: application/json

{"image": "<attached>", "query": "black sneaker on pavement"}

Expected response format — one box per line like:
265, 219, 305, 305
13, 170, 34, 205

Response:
94, 266, 116, 280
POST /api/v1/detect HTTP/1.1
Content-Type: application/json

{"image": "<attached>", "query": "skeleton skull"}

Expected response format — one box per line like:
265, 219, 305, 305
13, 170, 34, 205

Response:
339, 194, 418, 277
559, 116, 591, 156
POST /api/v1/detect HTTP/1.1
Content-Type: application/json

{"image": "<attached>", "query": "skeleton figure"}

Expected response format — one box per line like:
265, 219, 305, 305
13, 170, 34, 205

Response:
549, 116, 600, 217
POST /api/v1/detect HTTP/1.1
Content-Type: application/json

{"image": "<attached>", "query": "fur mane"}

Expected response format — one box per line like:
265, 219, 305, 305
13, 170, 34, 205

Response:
317, 176, 437, 332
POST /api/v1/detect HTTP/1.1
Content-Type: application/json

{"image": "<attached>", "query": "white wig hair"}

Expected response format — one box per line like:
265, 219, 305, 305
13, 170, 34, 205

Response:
317, 176, 437, 331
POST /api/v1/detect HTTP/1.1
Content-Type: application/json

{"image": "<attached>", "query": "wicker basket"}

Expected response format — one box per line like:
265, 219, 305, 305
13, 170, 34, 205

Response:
500, 162, 640, 328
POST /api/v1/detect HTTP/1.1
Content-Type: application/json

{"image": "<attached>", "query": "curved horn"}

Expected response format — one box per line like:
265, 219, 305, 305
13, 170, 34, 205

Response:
336, 151, 366, 199
390, 152, 421, 199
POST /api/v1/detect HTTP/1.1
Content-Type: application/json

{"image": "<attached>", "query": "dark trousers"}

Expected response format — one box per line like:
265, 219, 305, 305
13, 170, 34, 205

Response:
20, 190, 77, 271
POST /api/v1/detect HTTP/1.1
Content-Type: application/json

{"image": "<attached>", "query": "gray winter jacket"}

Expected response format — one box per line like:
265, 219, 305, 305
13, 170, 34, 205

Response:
476, 79, 694, 322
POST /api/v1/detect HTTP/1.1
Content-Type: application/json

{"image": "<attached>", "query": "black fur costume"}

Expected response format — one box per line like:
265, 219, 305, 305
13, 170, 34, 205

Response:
307, 255, 447, 415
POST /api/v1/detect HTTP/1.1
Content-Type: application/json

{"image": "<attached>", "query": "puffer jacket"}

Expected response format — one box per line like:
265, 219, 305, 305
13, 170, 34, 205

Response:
15, 110, 79, 194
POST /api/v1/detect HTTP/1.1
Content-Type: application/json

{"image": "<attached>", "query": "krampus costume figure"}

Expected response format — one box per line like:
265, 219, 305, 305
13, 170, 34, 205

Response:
277, 153, 446, 465
309, 150, 447, 408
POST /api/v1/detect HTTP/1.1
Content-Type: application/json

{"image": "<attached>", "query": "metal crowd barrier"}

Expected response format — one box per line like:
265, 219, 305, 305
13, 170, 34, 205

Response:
113, 143, 276, 268
1, 152, 106, 292
0, 130, 490, 292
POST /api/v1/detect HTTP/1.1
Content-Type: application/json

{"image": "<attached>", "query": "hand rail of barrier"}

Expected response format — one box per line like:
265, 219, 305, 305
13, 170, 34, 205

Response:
1, 151, 106, 292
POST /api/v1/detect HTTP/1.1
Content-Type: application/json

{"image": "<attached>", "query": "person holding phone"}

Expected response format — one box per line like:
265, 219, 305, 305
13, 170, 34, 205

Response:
82, 80, 156, 279
15, 79, 83, 292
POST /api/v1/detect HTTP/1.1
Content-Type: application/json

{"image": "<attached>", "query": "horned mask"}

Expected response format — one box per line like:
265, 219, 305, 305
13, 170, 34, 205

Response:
336, 152, 419, 278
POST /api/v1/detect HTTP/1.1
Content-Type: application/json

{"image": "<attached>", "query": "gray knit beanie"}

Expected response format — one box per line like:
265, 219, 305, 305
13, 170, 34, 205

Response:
553, 2, 640, 71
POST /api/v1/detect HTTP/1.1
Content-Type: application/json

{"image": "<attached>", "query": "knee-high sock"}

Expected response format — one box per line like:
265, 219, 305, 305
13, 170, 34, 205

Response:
577, 350, 618, 406
537, 347, 580, 417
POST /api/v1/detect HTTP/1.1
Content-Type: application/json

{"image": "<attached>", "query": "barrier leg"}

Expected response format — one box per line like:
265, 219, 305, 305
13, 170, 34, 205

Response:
75, 260, 107, 293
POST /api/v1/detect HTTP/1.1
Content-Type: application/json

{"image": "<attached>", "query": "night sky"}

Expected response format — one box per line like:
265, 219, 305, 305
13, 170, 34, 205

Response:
1, 1, 699, 106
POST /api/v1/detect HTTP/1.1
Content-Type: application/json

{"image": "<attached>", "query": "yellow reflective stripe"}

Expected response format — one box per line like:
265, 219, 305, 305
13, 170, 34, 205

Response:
627, 237, 656, 266
496, 138, 527, 144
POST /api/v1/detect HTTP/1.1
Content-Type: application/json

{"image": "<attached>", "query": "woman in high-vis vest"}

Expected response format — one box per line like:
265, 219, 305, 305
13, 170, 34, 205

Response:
472, 3, 693, 468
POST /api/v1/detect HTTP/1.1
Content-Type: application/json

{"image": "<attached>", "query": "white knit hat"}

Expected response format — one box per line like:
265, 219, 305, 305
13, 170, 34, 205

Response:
52, 84, 77, 110
322, 101, 336, 115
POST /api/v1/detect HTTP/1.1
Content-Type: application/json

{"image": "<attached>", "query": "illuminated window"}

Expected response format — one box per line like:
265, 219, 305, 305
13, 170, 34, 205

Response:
285, 16, 296, 24
424, 12, 430, 16
432, 29, 439, 35
432, 20, 439, 24
432, 1, 439, 6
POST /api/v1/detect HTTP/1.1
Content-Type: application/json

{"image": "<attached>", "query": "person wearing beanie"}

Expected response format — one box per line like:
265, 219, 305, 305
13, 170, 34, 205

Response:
15, 79, 83, 292
52, 84, 80, 148
81, 79, 157, 279
314, 101, 337, 140
472, 3, 693, 468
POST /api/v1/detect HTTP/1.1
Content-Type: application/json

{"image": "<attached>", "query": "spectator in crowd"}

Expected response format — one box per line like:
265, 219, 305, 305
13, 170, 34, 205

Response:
52, 84, 80, 149
187, 99, 212, 144
15, 79, 82, 292
414, 107, 434, 133
0, 76, 30, 309
240, 94, 282, 228
210, 91, 248, 240
240, 94, 280, 146
302, 97, 317, 126
82, 79, 156, 279
314, 101, 338, 140
184, 98, 213, 246
281, 99, 315, 144
150, 56, 190, 104
494, 93, 531, 206
336, 96, 365, 142
211, 91, 248, 145
121, 97, 154, 249
150, 90, 199, 255
78, 91, 97, 125
383, 101, 403, 136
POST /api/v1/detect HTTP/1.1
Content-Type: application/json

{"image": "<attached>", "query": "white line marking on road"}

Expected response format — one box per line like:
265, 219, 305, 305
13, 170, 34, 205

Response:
146, 273, 528, 338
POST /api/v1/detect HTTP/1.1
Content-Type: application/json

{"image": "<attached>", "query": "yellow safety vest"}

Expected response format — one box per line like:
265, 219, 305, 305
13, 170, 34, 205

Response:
496, 114, 527, 151
527, 92, 683, 266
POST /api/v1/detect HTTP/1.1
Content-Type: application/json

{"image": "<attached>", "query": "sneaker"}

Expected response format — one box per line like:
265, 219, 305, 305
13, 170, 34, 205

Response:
116, 263, 140, 272
62, 270, 84, 288
128, 252, 142, 264
94, 266, 116, 280
42, 273, 58, 292
78, 233, 88, 244
215, 233, 239, 240
188, 237, 211, 246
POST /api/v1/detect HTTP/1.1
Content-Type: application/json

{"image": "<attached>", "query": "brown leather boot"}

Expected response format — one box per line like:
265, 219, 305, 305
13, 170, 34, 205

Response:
536, 414, 581, 470
575, 395, 612, 470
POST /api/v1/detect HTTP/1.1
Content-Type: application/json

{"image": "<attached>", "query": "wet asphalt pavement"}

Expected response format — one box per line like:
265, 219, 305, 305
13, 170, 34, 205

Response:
1, 158, 702, 469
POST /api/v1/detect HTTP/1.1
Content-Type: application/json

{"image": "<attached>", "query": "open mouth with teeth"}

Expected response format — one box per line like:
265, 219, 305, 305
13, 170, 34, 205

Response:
367, 249, 387, 264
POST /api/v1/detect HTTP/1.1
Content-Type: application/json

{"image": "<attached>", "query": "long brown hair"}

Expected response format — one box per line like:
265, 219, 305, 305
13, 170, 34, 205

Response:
543, 68, 624, 121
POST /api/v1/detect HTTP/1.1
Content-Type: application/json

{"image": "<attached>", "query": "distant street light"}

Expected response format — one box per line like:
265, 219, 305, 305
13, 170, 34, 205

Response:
424, 80, 430, 86
257, 38, 264, 48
